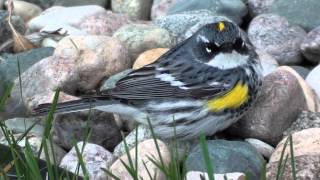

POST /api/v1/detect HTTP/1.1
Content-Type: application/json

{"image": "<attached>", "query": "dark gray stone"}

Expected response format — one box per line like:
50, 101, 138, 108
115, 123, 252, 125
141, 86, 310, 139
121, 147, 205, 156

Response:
0, 10, 26, 50
247, 0, 275, 17
54, 0, 108, 7
186, 140, 265, 180
24, 0, 55, 9
290, 66, 311, 79
167, 0, 247, 24
300, 26, 320, 64
268, 0, 320, 31
53, 110, 122, 151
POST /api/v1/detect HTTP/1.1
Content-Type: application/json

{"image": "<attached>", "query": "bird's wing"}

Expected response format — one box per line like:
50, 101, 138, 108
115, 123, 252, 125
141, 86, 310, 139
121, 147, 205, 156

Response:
104, 50, 234, 100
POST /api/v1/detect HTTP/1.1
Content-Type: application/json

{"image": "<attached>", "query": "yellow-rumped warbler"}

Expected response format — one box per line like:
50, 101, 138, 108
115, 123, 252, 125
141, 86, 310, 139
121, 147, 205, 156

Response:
35, 21, 262, 140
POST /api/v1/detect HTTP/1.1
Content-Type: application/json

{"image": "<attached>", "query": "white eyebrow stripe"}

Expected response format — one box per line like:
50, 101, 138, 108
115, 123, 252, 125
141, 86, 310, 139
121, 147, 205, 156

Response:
197, 35, 210, 43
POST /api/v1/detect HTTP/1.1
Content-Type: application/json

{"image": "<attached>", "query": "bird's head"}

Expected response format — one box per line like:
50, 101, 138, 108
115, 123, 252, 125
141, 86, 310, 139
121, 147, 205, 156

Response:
189, 21, 258, 70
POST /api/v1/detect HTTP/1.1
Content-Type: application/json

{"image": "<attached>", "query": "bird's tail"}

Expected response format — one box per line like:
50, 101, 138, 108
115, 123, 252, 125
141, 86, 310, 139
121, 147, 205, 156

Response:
33, 97, 110, 116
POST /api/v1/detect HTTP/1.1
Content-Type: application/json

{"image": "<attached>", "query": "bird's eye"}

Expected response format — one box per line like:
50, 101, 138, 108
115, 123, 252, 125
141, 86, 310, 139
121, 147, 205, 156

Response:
205, 43, 218, 54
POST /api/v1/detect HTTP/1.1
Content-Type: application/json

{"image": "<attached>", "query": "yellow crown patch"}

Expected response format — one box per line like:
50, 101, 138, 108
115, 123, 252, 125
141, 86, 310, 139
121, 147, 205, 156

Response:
217, 22, 225, 32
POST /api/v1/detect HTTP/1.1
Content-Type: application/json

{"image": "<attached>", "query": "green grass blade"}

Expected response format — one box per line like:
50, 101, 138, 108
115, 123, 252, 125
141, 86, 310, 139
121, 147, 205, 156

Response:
146, 118, 165, 169
0, 83, 13, 111
134, 125, 138, 179
289, 134, 297, 180
121, 131, 138, 180
200, 134, 214, 180
23, 140, 42, 180
73, 140, 89, 180
142, 160, 153, 180
101, 167, 120, 180
38, 89, 60, 158
275, 137, 289, 180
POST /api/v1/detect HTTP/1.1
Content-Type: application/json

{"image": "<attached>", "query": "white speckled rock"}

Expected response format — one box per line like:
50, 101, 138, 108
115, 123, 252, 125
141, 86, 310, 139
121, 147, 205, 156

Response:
154, 10, 231, 42
60, 142, 115, 180
28, 6, 131, 36
306, 65, 320, 101
248, 14, 306, 65
167, 0, 247, 24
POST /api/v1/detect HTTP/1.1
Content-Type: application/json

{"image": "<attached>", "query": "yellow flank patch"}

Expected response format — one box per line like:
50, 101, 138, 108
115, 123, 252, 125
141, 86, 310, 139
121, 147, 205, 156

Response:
217, 22, 225, 32
207, 82, 249, 111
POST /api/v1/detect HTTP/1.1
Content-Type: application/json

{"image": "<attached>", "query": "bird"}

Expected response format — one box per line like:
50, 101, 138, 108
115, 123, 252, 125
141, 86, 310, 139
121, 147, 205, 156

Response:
34, 21, 263, 140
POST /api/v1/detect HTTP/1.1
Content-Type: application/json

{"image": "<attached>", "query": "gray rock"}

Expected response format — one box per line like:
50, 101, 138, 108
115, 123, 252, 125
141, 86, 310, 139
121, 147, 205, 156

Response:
268, 0, 320, 31
306, 65, 320, 99
1, 36, 130, 119
290, 66, 310, 79
247, 0, 275, 17
300, 26, 320, 64
257, 50, 279, 76
60, 142, 115, 180
0, 133, 66, 163
167, 0, 247, 24
54, 0, 108, 7
0, 0, 3, 10
245, 138, 275, 159
154, 10, 230, 42
186, 140, 265, 180
4, 117, 44, 136
151, 0, 178, 20
113, 24, 175, 61
111, 0, 153, 20
248, 14, 307, 65
113, 125, 152, 157
0, 47, 54, 98
53, 110, 121, 151
284, 111, 320, 136
227, 67, 312, 145
110, 139, 171, 180
0, 10, 26, 50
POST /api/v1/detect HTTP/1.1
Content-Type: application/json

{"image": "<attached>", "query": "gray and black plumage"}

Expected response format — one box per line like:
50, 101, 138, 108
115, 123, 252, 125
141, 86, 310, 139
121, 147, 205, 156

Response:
34, 21, 262, 140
